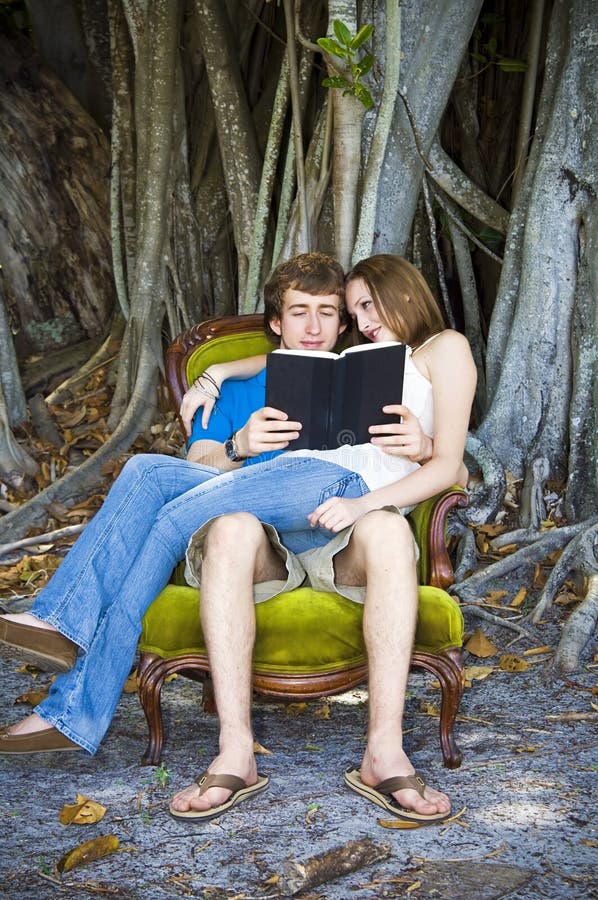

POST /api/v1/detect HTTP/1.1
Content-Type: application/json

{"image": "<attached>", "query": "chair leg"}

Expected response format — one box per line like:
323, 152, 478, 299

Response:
202, 675, 216, 714
137, 653, 213, 765
411, 648, 464, 769
137, 652, 170, 766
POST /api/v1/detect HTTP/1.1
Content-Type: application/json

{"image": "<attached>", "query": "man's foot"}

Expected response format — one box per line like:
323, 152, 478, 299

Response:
169, 750, 268, 823
170, 747, 258, 813
0, 713, 81, 754
0, 614, 77, 672
346, 745, 451, 823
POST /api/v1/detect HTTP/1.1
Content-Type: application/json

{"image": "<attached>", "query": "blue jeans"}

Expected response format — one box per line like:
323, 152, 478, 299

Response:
31, 453, 368, 753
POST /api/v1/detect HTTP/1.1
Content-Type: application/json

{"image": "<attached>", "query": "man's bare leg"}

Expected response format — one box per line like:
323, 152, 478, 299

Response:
334, 511, 450, 816
170, 513, 287, 814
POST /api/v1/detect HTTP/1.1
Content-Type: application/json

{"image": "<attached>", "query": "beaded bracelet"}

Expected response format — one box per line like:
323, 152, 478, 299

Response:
191, 378, 220, 400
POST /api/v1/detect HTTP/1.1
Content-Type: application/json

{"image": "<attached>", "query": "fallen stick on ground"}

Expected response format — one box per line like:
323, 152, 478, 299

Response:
0, 523, 86, 558
277, 837, 391, 896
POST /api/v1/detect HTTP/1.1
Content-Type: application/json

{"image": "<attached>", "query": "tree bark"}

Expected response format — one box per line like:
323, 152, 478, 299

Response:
371, 0, 483, 253
0, 26, 114, 357
477, 0, 597, 517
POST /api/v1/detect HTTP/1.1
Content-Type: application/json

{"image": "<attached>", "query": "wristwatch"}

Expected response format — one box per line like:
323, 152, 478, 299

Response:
224, 431, 248, 462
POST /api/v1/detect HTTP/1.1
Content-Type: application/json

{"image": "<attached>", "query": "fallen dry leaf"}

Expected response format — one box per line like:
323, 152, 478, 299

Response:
464, 665, 494, 683
523, 646, 552, 656
465, 628, 498, 658
495, 542, 518, 555
286, 702, 307, 717
533, 564, 548, 589
14, 685, 51, 706
515, 745, 539, 753
59, 794, 107, 826
15, 664, 40, 679
476, 523, 508, 537
57, 834, 119, 873
499, 654, 530, 672
379, 806, 466, 830
253, 740, 273, 755
510, 587, 527, 608
122, 672, 138, 694
480, 590, 510, 608
314, 702, 330, 719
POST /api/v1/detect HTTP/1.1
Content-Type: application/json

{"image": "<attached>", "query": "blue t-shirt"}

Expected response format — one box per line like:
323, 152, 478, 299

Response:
187, 369, 283, 467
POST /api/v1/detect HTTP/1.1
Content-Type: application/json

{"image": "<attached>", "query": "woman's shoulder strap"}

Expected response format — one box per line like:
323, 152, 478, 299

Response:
412, 330, 445, 354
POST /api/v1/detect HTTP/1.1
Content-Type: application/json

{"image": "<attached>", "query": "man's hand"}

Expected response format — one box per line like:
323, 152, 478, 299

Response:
235, 408, 302, 457
307, 495, 371, 532
368, 405, 432, 463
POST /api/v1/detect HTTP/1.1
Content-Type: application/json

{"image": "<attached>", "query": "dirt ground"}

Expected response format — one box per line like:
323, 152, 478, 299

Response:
0, 609, 596, 900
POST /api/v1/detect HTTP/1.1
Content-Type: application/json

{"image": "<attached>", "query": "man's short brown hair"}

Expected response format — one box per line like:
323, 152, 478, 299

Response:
264, 252, 346, 342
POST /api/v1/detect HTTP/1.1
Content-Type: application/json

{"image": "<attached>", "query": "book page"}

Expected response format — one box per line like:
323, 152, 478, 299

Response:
271, 349, 338, 360
339, 341, 402, 356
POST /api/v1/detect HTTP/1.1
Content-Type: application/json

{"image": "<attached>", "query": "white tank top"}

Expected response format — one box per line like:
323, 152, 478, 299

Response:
287, 337, 436, 490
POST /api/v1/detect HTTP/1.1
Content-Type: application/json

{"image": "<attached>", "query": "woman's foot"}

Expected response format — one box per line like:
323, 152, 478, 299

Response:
0, 614, 77, 671
0, 714, 81, 753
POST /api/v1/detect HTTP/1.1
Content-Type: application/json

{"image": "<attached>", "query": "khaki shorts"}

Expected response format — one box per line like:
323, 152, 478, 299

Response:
184, 508, 417, 606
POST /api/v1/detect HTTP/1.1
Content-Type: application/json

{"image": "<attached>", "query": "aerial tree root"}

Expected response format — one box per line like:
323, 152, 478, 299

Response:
531, 521, 598, 623
451, 518, 596, 606
460, 605, 532, 638
461, 434, 506, 525
0, 374, 156, 542
546, 574, 598, 677
447, 519, 479, 583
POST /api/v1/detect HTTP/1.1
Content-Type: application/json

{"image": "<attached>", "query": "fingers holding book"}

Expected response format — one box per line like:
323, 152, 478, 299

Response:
368, 405, 432, 463
235, 408, 303, 456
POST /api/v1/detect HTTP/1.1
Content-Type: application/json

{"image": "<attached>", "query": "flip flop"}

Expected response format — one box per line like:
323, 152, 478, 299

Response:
169, 772, 269, 823
344, 766, 450, 824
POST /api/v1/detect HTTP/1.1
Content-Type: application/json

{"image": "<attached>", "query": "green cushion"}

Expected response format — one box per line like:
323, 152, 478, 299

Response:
139, 583, 463, 674
187, 331, 274, 385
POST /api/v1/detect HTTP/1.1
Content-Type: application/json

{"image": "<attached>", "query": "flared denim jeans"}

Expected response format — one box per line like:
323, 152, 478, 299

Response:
30, 453, 368, 753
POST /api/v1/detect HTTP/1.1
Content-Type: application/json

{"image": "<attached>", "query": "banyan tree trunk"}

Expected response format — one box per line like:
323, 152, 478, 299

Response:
0, 24, 114, 360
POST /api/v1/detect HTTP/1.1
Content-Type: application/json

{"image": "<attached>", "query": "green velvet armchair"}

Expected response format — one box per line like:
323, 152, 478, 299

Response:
137, 316, 468, 768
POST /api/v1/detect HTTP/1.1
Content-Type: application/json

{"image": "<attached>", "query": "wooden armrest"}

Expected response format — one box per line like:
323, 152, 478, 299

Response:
411, 488, 469, 589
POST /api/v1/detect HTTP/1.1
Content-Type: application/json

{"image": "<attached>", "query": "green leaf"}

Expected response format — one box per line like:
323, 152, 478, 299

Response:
355, 53, 374, 76
317, 37, 350, 59
477, 226, 504, 247
497, 57, 528, 73
350, 23, 374, 50
353, 82, 374, 110
333, 19, 352, 47
322, 76, 350, 90
486, 36, 498, 56
470, 51, 487, 64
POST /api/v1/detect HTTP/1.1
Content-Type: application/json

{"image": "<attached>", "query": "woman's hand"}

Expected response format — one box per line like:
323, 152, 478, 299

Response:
307, 495, 371, 532
179, 365, 225, 436
368, 405, 432, 463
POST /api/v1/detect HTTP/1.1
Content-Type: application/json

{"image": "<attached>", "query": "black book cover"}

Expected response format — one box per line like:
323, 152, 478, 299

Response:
265, 342, 406, 450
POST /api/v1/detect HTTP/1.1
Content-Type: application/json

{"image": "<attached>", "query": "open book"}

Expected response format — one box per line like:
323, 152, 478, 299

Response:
265, 341, 406, 450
